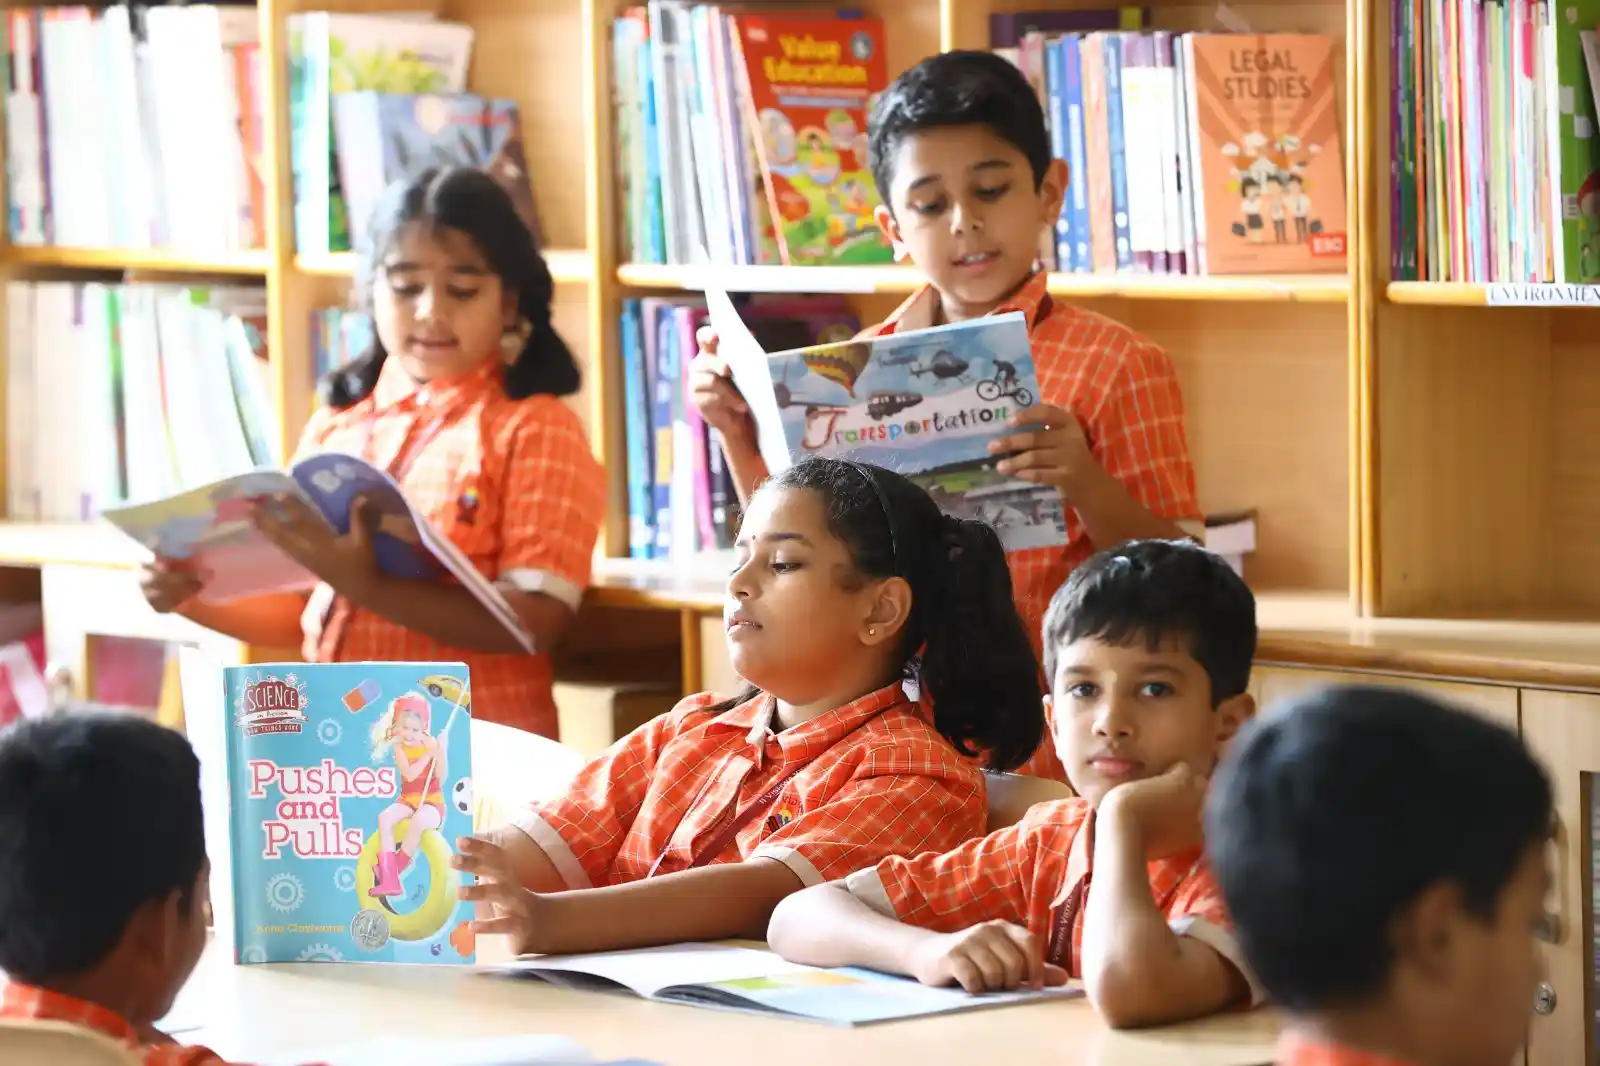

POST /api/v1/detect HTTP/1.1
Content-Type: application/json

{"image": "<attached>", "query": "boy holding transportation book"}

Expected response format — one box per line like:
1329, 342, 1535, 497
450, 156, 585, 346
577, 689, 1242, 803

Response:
691, 51, 1203, 780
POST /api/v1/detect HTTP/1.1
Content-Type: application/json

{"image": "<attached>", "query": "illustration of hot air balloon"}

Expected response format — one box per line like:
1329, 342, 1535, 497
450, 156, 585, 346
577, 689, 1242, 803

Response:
802, 342, 872, 398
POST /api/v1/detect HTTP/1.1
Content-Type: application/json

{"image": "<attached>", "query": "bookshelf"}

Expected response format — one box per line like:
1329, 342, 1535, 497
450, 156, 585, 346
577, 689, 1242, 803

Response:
0, 0, 1596, 633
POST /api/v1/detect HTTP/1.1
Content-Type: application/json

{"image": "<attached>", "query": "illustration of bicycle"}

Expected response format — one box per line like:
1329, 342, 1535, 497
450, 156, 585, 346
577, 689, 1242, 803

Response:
975, 363, 1033, 407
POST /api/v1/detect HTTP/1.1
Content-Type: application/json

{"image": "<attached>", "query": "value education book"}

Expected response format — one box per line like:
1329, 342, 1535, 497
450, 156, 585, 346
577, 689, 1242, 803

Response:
706, 285, 1069, 553
99, 451, 535, 653
490, 943, 1080, 1026
182, 654, 478, 967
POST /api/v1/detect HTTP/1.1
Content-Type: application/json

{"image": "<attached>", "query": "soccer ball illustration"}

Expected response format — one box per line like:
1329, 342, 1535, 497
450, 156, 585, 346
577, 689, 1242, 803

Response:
452, 776, 472, 816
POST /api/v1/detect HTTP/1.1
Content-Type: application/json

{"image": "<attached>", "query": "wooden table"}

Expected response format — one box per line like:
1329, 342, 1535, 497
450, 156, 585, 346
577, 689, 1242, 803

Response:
169, 941, 1282, 1066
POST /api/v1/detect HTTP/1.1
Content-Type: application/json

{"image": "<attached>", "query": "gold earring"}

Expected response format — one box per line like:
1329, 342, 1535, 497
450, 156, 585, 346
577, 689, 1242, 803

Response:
868, 627, 877, 637
501, 317, 532, 364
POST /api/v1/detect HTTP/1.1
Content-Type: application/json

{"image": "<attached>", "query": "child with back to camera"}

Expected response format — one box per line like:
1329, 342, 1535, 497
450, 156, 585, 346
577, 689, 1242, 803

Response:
1206, 684, 1555, 1066
138, 167, 605, 740
690, 52, 1203, 780
455, 456, 1044, 955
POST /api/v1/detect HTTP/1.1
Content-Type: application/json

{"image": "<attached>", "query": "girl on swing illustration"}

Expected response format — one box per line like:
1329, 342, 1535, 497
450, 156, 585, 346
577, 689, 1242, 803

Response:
369, 691, 447, 897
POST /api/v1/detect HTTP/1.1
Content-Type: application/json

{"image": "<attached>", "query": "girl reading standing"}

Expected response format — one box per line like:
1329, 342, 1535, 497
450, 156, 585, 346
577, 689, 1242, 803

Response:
455, 457, 1044, 954
139, 167, 604, 739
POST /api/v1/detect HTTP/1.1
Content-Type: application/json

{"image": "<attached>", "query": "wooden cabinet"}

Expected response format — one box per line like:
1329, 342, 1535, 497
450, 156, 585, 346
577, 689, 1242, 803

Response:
1253, 664, 1520, 730
1520, 690, 1600, 1066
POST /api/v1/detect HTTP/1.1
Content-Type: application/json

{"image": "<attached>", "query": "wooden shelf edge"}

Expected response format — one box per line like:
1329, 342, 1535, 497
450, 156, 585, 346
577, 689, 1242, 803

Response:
295, 247, 592, 284
0, 522, 145, 569
616, 262, 1349, 302
1, 244, 270, 275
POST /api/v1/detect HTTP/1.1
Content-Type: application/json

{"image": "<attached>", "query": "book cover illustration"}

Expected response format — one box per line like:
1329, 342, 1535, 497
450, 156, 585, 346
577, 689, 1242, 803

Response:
732, 15, 893, 266
99, 451, 535, 651
714, 292, 1067, 553
333, 91, 542, 253
223, 661, 477, 966
1186, 34, 1348, 274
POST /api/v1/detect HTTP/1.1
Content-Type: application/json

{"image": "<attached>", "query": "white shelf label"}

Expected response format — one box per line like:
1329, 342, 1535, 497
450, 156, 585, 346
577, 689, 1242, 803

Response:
1485, 283, 1600, 306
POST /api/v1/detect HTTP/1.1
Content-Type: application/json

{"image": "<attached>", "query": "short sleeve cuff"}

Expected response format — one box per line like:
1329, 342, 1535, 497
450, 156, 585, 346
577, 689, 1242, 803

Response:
498, 568, 584, 611
841, 866, 898, 919
508, 811, 593, 890
748, 845, 825, 888
1170, 914, 1268, 1006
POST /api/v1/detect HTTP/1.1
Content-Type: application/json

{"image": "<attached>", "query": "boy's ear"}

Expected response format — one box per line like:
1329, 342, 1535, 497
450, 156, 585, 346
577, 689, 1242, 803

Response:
1393, 881, 1470, 986
1213, 691, 1255, 751
1039, 159, 1069, 228
873, 204, 908, 262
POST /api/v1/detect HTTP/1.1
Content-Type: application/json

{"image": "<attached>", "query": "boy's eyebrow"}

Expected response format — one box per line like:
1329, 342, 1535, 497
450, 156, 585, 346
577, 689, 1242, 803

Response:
968, 159, 1014, 174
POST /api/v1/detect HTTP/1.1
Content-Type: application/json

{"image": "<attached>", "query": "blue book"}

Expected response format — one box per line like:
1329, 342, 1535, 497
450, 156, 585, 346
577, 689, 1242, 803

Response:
194, 659, 477, 966
709, 291, 1069, 553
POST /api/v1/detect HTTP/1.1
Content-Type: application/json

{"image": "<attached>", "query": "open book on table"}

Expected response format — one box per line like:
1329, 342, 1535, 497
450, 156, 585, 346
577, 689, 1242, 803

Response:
100, 451, 534, 652
704, 284, 1068, 553
488, 943, 1080, 1027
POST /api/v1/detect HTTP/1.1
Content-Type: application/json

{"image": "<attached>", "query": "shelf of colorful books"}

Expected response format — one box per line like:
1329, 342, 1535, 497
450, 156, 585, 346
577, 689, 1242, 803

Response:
617, 261, 1350, 303
296, 248, 593, 284
1385, 282, 1600, 309
0, 245, 271, 277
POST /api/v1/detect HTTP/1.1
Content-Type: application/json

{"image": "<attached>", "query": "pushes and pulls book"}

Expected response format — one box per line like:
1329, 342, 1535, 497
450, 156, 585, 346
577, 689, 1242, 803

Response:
706, 285, 1069, 552
182, 653, 478, 967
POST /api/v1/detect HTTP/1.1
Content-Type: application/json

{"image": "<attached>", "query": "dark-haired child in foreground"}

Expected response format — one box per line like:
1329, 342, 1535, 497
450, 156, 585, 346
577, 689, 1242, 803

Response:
139, 166, 603, 739
768, 539, 1263, 1029
691, 51, 1203, 779
457, 456, 1044, 955
1206, 685, 1554, 1066
0, 714, 306, 1065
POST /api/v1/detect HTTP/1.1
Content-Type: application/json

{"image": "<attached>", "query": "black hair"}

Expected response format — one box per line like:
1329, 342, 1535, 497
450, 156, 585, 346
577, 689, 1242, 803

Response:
1206, 685, 1553, 1012
1241, 177, 1262, 195
719, 456, 1043, 771
321, 166, 581, 408
866, 50, 1052, 206
1041, 539, 1256, 703
0, 713, 206, 983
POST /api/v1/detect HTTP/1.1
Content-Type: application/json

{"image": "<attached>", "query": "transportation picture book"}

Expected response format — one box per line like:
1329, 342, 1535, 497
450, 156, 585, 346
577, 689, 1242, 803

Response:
491, 943, 1080, 1026
182, 654, 477, 967
706, 286, 1068, 552
100, 451, 534, 652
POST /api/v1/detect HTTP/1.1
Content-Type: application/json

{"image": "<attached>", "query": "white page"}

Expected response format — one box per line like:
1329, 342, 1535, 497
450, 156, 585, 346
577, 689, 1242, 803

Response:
498, 943, 815, 999
701, 284, 793, 475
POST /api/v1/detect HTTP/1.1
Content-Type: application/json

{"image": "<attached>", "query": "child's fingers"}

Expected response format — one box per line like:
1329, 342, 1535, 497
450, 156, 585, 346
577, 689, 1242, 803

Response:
695, 325, 720, 353
998, 923, 1047, 988
1041, 963, 1070, 986
468, 914, 525, 937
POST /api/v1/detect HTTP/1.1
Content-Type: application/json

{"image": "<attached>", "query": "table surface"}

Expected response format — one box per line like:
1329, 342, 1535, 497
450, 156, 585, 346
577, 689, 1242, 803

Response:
167, 940, 1283, 1066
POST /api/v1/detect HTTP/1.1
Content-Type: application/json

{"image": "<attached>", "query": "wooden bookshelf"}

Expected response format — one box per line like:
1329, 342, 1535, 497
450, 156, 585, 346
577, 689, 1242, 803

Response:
1, 0, 1595, 626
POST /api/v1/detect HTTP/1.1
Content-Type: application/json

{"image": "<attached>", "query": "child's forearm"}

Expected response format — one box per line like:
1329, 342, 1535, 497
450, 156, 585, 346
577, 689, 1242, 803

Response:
343, 574, 544, 653
767, 882, 937, 976
717, 430, 769, 507
1062, 461, 1189, 550
1080, 805, 1209, 1029
177, 592, 309, 649
537, 858, 803, 954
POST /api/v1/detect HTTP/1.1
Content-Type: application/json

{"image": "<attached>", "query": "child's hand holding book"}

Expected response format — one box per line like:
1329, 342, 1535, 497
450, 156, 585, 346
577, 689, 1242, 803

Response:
688, 326, 757, 449
988, 403, 1095, 497
140, 558, 205, 614
252, 492, 383, 601
905, 919, 1069, 994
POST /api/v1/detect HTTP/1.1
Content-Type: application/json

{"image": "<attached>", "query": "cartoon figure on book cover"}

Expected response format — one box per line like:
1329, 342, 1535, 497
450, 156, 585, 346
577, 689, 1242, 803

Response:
225, 662, 475, 965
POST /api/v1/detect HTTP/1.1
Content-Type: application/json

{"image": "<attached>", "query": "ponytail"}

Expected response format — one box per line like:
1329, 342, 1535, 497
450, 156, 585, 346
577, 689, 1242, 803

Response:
917, 515, 1044, 771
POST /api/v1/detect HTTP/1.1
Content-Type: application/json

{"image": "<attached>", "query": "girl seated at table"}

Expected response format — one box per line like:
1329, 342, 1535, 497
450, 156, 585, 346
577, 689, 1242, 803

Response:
455, 456, 1044, 953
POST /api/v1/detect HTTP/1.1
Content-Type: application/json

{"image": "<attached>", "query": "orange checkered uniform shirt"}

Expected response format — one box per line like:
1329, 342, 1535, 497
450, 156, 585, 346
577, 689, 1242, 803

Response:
842, 796, 1263, 1001
512, 681, 987, 888
1273, 1033, 1420, 1066
295, 357, 605, 739
0, 983, 250, 1065
861, 272, 1202, 780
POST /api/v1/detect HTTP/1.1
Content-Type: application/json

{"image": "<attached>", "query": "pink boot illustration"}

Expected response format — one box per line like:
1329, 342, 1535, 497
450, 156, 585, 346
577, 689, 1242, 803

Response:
371, 851, 403, 897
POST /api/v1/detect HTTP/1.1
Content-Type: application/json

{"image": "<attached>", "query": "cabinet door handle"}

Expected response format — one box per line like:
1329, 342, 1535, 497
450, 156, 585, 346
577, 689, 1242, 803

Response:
1533, 982, 1557, 1016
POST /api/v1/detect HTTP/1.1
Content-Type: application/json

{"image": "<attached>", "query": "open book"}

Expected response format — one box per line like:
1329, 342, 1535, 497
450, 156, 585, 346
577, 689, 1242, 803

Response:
100, 451, 534, 652
489, 943, 1079, 1027
705, 285, 1068, 552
